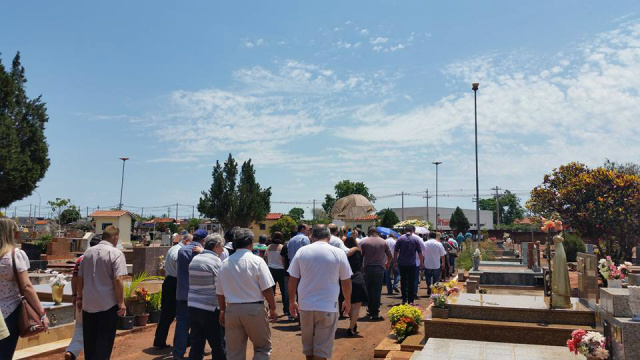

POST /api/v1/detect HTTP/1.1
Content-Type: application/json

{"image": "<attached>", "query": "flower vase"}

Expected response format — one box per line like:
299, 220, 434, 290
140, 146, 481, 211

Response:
629, 286, 640, 321
608, 279, 622, 288
134, 313, 149, 326
51, 285, 64, 305
472, 258, 480, 271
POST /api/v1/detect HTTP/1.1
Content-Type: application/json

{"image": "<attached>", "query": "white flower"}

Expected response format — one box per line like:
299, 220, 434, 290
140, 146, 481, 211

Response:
48, 273, 68, 287
593, 347, 609, 359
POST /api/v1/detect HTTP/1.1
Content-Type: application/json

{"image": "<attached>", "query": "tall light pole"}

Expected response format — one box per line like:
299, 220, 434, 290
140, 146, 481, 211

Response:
432, 161, 442, 232
472, 82, 480, 239
118, 157, 129, 210
32, 189, 41, 218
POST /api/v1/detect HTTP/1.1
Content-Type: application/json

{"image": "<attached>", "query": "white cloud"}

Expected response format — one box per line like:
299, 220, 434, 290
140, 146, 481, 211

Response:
360, 29, 369, 35
370, 37, 389, 44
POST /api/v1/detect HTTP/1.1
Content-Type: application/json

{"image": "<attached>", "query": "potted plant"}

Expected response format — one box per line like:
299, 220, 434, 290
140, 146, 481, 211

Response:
147, 292, 162, 323
48, 272, 68, 305
567, 329, 609, 359
388, 304, 424, 343
430, 294, 449, 319
119, 272, 149, 330
598, 257, 629, 288
131, 287, 150, 326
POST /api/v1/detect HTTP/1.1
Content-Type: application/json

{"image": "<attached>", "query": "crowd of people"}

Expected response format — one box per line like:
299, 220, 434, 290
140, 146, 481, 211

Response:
0, 216, 467, 360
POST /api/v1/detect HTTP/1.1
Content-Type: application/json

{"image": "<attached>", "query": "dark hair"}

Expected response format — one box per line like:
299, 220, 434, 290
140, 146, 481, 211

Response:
259, 235, 268, 244
271, 231, 284, 245
224, 226, 240, 244
404, 225, 415, 233
344, 236, 358, 248
368, 225, 379, 236
328, 223, 339, 235
233, 228, 254, 249
429, 232, 436, 239
297, 223, 308, 233
312, 224, 330, 240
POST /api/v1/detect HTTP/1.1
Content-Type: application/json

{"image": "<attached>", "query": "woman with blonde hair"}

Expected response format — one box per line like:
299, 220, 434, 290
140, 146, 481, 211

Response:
0, 218, 49, 358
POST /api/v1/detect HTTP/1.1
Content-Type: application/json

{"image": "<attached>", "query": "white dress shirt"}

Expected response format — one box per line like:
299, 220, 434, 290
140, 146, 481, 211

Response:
164, 242, 183, 277
216, 249, 275, 303
329, 235, 349, 253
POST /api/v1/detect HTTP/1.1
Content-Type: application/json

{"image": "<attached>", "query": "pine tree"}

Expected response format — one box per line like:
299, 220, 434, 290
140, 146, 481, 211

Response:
449, 206, 470, 233
0, 52, 50, 207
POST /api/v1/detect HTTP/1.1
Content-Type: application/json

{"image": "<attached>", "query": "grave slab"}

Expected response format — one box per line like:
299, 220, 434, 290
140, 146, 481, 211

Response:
601, 288, 633, 318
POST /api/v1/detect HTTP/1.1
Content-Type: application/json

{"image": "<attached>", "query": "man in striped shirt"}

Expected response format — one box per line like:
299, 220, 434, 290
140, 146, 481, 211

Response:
187, 236, 226, 360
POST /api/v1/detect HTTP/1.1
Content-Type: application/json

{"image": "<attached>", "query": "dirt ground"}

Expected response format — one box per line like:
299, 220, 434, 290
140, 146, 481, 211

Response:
34, 282, 435, 360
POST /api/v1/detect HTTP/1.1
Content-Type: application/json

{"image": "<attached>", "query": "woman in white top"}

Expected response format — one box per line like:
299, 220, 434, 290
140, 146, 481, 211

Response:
266, 231, 289, 317
0, 218, 49, 358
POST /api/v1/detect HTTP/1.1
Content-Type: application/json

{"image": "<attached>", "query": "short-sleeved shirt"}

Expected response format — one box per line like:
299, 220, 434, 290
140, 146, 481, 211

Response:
0, 249, 29, 318
394, 234, 423, 267
73, 255, 84, 276
385, 238, 397, 254
424, 239, 447, 269
360, 236, 392, 268
288, 242, 352, 313
287, 233, 310, 260
280, 243, 290, 270
164, 242, 183, 278
253, 243, 267, 259
176, 243, 200, 301
329, 235, 349, 254
216, 249, 275, 303
188, 253, 222, 312
416, 238, 427, 267
78, 240, 128, 313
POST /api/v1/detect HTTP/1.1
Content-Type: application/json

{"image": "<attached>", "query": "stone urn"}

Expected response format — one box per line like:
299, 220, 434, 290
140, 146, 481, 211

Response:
472, 257, 480, 271
629, 285, 640, 321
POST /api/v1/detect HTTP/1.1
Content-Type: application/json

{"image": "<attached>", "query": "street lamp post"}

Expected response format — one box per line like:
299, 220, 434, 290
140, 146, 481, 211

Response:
118, 157, 129, 210
32, 189, 41, 218
432, 161, 442, 232
472, 82, 480, 240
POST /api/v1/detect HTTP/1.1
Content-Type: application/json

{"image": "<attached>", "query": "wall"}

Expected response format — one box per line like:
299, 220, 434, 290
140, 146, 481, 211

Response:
95, 216, 132, 247
249, 219, 279, 242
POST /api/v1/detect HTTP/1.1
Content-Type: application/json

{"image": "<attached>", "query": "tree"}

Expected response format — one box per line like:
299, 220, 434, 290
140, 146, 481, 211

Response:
527, 162, 640, 261
377, 208, 399, 228
322, 180, 376, 214
47, 198, 70, 221
198, 154, 272, 230
288, 207, 305, 221
449, 206, 471, 233
187, 218, 201, 232
269, 216, 298, 239
0, 52, 50, 207
478, 190, 524, 225
59, 205, 81, 224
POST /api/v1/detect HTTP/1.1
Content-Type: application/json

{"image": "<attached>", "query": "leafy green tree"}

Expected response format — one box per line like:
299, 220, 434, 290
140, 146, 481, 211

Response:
377, 208, 399, 228
47, 198, 70, 222
198, 154, 272, 230
187, 218, 201, 232
288, 207, 305, 221
322, 180, 376, 214
59, 205, 81, 224
269, 216, 298, 239
449, 206, 471, 233
168, 222, 179, 234
478, 190, 524, 225
0, 52, 50, 208
563, 233, 586, 262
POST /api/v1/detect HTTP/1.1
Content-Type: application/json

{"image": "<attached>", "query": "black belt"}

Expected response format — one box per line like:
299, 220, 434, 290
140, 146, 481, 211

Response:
233, 301, 263, 305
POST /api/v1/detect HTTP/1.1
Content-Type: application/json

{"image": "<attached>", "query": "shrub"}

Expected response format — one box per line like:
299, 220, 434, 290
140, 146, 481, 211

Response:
564, 233, 586, 262
34, 234, 53, 254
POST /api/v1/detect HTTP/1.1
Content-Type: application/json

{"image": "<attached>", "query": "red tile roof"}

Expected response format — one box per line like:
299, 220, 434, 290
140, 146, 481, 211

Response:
265, 213, 283, 220
89, 210, 134, 218
351, 215, 377, 221
514, 218, 534, 225
151, 218, 175, 223
35, 220, 50, 225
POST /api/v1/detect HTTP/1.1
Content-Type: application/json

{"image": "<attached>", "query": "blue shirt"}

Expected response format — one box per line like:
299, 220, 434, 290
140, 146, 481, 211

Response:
287, 232, 310, 260
394, 234, 422, 267
176, 243, 200, 301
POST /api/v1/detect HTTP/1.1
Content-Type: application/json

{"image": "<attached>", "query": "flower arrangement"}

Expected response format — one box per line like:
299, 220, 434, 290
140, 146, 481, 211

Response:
132, 287, 150, 304
394, 219, 430, 229
388, 304, 423, 342
157, 255, 165, 270
567, 329, 609, 359
473, 249, 482, 259
48, 272, 68, 287
430, 280, 459, 296
431, 294, 447, 308
598, 256, 630, 280
540, 219, 563, 233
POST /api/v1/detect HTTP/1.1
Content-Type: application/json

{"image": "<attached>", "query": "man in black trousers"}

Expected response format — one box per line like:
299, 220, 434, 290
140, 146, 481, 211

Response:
77, 225, 128, 360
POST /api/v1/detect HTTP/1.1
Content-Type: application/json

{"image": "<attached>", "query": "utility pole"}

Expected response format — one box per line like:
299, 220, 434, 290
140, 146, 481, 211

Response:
401, 191, 405, 221
492, 186, 502, 227
86, 206, 89, 218
176, 203, 179, 220
472, 82, 480, 239
141, 207, 144, 218
432, 161, 442, 232
423, 189, 431, 223
312, 199, 316, 224
192, 206, 195, 219
118, 157, 129, 210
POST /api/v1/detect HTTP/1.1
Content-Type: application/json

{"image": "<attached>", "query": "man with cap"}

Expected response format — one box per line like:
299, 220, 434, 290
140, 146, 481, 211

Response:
359, 226, 392, 320
173, 229, 206, 359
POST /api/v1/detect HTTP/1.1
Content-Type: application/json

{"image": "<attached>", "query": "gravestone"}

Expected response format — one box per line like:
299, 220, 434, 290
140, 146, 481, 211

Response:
628, 274, 640, 286
577, 252, 599, 309
44, 238, 71, 260
596, 287, 640, 359
521, 242, 530, 268
466, 281, 478, 293
132, 246, 170, 276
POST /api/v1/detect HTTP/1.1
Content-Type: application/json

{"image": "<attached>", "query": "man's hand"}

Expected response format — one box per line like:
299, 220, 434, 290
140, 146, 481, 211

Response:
289, 301, 299, 319
219, 310, 225, 327
268, 308, 278, 323
341, 300, 351, 317
117, 302, 126, 317
193, 246, 203, 254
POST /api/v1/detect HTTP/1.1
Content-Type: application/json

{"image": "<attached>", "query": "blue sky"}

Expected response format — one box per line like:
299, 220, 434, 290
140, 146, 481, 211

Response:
3, 1, 640, 219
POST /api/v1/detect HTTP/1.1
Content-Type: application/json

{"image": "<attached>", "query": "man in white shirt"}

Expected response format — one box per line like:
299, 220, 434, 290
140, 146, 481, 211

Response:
328, 223, 349, 253
217, 228, 277, 360
414, 234, 427, 299
154, 233, 191, 348
288, 225, 352, 360
424, 232, 446, 296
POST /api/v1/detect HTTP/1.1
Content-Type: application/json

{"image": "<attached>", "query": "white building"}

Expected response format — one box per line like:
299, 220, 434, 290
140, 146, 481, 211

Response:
391, 206, 494, 231
89, 210, 135, 248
